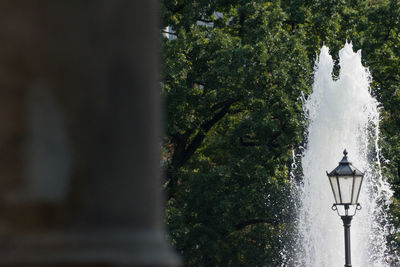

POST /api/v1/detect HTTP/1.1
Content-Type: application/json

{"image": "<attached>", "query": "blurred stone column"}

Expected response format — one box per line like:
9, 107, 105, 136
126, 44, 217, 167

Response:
0, 1, 179, 266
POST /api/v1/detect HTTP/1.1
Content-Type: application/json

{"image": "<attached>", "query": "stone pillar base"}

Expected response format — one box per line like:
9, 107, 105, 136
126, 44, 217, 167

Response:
0, 229, 179, 267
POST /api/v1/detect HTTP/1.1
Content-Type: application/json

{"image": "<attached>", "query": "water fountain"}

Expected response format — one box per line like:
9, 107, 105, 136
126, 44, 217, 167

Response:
291, 42, 394, 266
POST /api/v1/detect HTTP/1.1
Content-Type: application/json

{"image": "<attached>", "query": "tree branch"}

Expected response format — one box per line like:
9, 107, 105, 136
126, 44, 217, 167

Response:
170, 98, 238, 169
162, 30, 177, 36
211, 98, 239, 112
166, 99, 238, 199
197, 18, 213, 23
235, 218, 280, 231
179, 100, 234, 167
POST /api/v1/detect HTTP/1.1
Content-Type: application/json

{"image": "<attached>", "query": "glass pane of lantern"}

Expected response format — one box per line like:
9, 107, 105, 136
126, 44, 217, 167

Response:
338, 176, 353, 204
351, 176, 363, 204
329, 177, 340, 204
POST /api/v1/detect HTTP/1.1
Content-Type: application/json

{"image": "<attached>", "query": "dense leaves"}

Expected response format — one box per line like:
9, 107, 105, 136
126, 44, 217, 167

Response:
161, 0, 400, 265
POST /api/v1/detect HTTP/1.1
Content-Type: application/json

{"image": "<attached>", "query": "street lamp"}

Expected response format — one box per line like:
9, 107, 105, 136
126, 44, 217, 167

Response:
326, 149, 364, 267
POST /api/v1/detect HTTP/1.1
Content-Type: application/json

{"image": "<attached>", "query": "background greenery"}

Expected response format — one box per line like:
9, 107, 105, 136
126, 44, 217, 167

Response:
160, 0, 400, 265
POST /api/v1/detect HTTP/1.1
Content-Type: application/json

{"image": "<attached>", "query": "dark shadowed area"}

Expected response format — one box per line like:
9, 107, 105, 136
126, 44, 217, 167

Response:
0, 1, 178, 266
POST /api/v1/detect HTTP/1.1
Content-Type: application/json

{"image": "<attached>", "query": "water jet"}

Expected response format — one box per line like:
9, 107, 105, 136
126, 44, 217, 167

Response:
291, 42, 394, 266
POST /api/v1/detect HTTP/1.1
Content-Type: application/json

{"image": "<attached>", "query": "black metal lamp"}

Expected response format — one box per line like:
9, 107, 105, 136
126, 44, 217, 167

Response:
326, 149, 364, 267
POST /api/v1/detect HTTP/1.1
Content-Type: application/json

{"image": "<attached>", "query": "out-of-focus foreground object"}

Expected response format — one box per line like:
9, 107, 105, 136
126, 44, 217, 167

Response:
0, 1, 179, 266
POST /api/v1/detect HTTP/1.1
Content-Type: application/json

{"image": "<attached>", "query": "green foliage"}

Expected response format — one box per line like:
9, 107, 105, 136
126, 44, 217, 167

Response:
161, 0, 400, 265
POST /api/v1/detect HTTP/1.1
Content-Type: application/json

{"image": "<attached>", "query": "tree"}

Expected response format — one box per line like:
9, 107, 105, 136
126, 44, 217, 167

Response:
160, 0, 400, 265
161, 1, 312, 265
360, 0, 400, 254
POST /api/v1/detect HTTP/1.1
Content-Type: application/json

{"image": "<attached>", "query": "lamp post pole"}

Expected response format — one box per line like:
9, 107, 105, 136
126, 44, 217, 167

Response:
342, 205, 352, 267
327, 150, 364, 267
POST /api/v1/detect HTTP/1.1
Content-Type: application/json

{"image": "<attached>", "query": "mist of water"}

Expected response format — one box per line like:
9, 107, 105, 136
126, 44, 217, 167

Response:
291, 42, 394, 266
